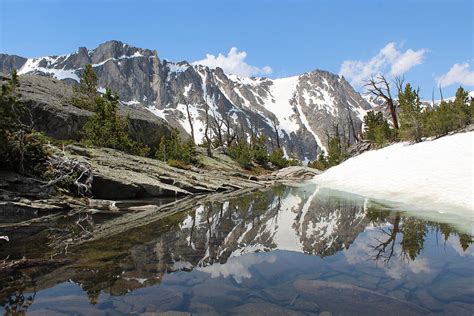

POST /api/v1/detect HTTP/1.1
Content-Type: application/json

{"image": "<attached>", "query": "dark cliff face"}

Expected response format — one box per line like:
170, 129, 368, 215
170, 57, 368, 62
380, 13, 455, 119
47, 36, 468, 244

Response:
0, 73, 172, 148
0, 54, 27, 74
1, 40, 372, 160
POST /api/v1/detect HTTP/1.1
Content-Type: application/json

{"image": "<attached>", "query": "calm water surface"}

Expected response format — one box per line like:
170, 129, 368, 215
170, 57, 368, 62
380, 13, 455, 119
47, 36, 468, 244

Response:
1, 184, 473, 315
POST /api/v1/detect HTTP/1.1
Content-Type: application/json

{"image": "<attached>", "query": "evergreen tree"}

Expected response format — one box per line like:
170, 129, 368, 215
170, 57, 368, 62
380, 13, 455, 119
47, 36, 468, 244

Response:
327, 137, 345, 166
0, 69, 24, 131
268, 148, 288, 169
228, 139, 253, 169
308, 153, 329, 170
156, 129, 197, 167
363, 111, 394, 147
398, 83, 423, 142
422, 86, 472, 138
72, 64, 99, 110
83, 89, 148, 155
1, 70, 48, 175
251, 134, 269, 165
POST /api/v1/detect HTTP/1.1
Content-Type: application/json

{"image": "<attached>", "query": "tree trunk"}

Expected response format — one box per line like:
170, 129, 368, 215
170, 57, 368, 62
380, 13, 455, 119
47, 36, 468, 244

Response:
387, 99, 399, 129
185, 103, 195, 144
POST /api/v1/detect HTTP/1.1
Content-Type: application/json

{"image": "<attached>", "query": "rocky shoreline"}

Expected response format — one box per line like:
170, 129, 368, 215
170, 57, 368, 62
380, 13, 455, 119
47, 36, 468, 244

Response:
0, 143, 321, 218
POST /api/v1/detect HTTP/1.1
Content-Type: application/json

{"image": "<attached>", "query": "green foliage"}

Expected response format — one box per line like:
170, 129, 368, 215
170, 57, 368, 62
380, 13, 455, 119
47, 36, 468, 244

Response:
82, 89, 149, 155
156, 129, 197, 167
268, 148, 288, 169
363, 111, 395, 148
308, 153, 329, 170
308, 136, 347, 170
327, 137, 346, 166
228, 139, 253, 169
227, 134, 298, 170
251, 134, 269, 165
72, 64, 99, 111
0, 69, 25, 131
398, 83, 423, 142
400, 217, 427, 260
0, 70, 49, 176
287, 155, 301, 167
422, 87, 472, 138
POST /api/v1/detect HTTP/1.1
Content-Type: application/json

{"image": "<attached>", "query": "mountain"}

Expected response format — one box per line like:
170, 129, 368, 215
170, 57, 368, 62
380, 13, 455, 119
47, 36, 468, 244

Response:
0, 40, 371, 160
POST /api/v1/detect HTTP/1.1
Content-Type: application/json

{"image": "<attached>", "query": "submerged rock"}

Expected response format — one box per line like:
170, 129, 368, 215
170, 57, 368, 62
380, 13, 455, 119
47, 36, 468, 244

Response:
294, 279, 429, 315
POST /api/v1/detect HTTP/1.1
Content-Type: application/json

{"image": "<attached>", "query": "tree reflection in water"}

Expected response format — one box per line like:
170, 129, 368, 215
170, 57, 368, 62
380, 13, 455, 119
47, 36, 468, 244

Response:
367, 206, 472, 264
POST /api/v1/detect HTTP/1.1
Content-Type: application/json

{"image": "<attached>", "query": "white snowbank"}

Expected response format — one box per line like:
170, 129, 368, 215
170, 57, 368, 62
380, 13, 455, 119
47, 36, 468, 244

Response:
313, 132, 474, 219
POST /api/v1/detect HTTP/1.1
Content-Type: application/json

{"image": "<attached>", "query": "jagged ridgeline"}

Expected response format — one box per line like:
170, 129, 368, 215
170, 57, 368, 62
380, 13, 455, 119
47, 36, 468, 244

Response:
0, 40, 371, 160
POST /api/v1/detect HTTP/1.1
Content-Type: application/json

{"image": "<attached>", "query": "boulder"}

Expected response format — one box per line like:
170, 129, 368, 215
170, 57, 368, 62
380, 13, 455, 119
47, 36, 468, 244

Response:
0, 73, 173, 149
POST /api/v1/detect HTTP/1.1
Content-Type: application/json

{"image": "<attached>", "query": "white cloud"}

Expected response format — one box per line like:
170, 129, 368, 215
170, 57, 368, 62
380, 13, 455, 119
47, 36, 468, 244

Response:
197, 253, 276, 283
193, 47, 272, 77
339, 42, 428, 88
390, 49, 426, 76
436, 62, 474, 88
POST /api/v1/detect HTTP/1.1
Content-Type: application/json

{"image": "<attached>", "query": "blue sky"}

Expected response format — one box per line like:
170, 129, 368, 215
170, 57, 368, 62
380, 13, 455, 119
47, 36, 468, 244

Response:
0, 0, 472, 98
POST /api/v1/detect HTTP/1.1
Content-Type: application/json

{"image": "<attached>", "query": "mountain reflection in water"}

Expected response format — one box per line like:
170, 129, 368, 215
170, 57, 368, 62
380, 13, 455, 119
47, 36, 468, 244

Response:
1, 184, 473, 315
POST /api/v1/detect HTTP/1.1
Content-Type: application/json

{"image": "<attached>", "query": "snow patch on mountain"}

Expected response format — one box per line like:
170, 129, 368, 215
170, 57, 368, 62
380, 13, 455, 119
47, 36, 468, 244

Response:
18, 56, 80, 82
295, 91, 327, 153
264, 76, 300, 134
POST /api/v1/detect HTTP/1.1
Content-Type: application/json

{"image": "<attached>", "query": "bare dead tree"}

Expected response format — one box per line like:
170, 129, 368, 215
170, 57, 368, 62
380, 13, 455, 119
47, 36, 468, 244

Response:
365, 75, 399, 129
394, 75, 405, 94
324, 128, 331, 149
432, 87, 435, 107
185, 102, 195, 144
222, 116, 237, 147
439, 84, 444, 101
347, 111, 359, 142
210, 109, 224, 147
39, 148, 93, 196
270, 116, 281, 149
370, 214, 401, 264
204, 101, 212, 157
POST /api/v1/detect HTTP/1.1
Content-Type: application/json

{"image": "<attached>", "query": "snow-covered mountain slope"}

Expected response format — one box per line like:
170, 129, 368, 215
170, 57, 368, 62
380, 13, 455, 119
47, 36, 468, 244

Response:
1, 40, 371, 160
314, 131, 474, 223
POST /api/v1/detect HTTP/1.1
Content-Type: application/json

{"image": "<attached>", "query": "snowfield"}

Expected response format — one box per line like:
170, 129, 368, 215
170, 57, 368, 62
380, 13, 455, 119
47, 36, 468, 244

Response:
313, 131, 474, 220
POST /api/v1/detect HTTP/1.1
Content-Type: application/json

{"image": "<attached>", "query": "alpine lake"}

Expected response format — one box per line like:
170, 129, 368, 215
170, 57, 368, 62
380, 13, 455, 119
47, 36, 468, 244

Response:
1, 183, 473, 315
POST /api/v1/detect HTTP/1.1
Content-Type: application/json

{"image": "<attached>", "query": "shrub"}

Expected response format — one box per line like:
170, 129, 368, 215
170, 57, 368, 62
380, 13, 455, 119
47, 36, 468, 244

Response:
363, 111, 394, 147
156, 129, 197, 167
268, 148, 288, 169
251, 134, 269, 166
82, 89, 149, 155
308, 153, 329, 170
228, 139, 253, 169
422, 87, 472, 138
327, 137, 345, 166
0, 70, 49, 176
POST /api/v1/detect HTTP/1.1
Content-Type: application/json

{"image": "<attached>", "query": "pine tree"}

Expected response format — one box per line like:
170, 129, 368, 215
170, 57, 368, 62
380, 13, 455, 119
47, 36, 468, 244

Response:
72, 64, 98, 110
398, 83, 423, 142
156, 129, 197, 167
1, 70, 48, 175
268, 148, 288, 169
83, 89, 147, 155
251, 134, 269, 165
228, 139, 253, 169
363, 111, 394, 147
421, 86, 472, 138
0, 69, 24, 131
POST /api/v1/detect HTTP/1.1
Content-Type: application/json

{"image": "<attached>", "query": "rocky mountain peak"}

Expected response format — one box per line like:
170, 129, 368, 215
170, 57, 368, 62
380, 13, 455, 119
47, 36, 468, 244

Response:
89, 40, 157, 64
1, 40, 372, 160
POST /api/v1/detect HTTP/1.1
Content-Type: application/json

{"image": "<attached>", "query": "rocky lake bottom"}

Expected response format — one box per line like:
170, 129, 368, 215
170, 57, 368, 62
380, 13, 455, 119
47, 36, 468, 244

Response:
1, 184, 473, 315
